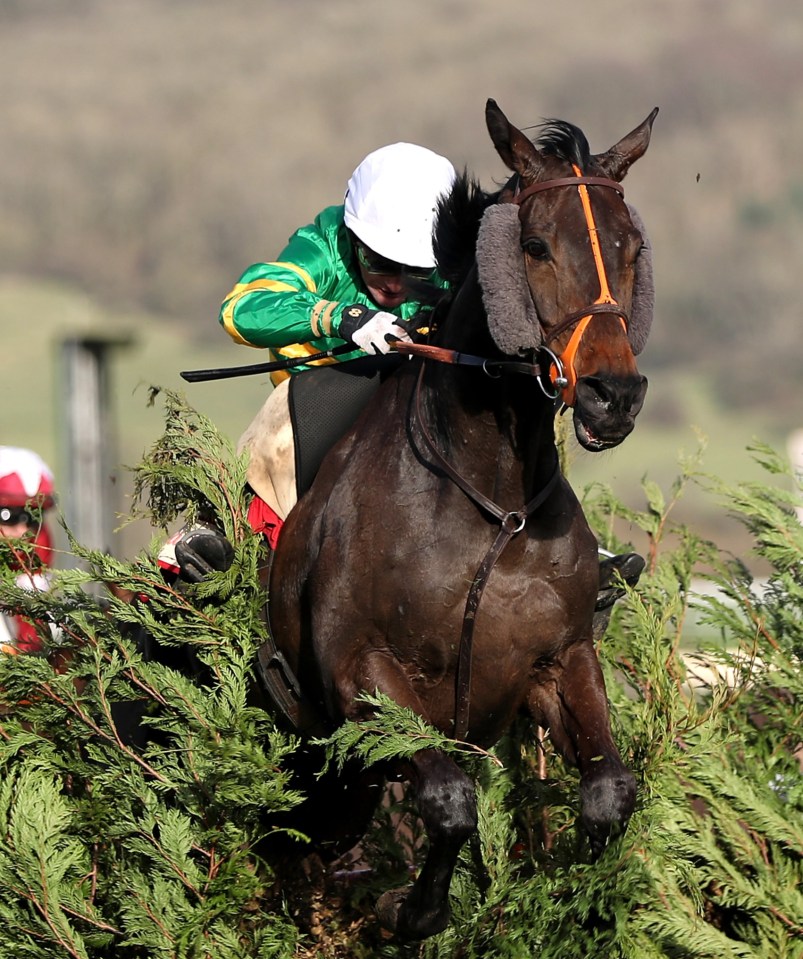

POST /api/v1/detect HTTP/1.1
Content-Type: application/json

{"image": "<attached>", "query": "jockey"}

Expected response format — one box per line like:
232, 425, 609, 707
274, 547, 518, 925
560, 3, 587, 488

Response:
159, 142, 456, 581
0, 446, 57, 655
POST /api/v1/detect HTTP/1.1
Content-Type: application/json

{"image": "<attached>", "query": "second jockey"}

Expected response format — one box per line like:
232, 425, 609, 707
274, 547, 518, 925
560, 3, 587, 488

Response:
0, 446, 58, 655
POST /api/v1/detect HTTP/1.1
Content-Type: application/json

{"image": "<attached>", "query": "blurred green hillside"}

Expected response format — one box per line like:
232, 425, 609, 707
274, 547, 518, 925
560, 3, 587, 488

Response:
1, 0, 801, 560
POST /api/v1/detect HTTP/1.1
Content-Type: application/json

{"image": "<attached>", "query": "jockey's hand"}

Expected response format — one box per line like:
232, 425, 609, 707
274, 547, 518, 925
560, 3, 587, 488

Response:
337, 304, 412, 355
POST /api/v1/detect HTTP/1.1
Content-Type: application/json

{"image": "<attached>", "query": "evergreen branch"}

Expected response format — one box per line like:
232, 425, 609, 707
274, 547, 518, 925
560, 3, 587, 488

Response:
314, 690, 504, 776
35, 676, 172, 786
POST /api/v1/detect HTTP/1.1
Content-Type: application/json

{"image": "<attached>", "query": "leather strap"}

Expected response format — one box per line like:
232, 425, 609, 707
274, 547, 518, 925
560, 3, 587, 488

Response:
545, 302, 629, 346
410, 361, 560, 739
512, 175, 624, 206
395, 341, 547, 380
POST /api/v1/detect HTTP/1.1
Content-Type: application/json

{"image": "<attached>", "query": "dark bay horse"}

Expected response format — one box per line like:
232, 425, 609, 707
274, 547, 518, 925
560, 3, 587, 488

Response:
266, 99, 658, 940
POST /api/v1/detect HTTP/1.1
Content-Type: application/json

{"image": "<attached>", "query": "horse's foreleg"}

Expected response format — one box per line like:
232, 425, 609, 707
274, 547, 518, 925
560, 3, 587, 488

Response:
528, 640, 635, 855
340, 657, 477, 940
377, 749, 477, 940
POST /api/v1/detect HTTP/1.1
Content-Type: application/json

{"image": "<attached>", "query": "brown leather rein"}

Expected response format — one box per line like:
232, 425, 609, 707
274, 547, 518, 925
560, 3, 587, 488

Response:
408, 355, 560, 740
394, 341, 568, 398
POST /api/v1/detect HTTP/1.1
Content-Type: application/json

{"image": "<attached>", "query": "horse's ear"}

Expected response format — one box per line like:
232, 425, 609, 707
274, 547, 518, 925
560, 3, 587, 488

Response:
594, 107, 659, 181
485, 99, 542, 180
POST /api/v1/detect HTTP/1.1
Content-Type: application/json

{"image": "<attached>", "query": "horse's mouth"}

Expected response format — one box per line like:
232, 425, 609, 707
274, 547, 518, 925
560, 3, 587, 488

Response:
574, 416, 628, 452
572, 376, 647, 452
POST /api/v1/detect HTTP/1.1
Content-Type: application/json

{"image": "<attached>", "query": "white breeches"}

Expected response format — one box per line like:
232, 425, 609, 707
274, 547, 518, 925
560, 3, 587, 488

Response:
237, 380, 298, 520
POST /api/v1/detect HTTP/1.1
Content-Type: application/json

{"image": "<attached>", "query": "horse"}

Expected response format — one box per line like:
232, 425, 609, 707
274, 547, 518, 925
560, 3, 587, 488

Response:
260, 98, 658, 940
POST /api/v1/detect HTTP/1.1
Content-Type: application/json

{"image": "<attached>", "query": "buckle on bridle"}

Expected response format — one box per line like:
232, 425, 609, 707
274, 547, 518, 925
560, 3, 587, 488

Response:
537, 347, 566, 400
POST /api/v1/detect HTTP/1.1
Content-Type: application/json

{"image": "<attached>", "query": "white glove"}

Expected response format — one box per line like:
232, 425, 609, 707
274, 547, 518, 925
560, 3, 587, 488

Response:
338, 304, 412, 356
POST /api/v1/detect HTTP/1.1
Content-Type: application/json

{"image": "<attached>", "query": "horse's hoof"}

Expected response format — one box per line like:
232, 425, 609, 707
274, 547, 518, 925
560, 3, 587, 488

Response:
376, 888, 408, 933
581, 769, 636, 856
376, 887, 451, 940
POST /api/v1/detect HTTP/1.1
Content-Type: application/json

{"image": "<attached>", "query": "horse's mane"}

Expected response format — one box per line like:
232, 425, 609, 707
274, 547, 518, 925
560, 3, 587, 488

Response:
534, 119, 591, 170
433, 171, 495, 288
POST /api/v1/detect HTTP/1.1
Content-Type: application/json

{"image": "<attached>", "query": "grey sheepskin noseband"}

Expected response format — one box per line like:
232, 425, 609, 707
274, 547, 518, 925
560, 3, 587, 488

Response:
475, 202, 654, 357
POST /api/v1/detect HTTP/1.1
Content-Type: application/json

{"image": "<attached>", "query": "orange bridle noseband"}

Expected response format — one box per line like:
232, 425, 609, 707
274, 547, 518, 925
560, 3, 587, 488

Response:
513, 165, 629, 406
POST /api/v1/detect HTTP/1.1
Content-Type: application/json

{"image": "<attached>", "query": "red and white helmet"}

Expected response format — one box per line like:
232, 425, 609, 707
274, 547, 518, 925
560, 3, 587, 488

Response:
0, 446, 56, 510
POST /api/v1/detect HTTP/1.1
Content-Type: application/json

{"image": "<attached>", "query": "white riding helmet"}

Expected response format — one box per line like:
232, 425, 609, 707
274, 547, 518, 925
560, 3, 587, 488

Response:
344, 142, 457, 269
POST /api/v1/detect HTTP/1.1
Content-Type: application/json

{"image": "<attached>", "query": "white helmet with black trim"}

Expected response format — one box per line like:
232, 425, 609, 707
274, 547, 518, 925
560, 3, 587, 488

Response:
344, 142, 456, 269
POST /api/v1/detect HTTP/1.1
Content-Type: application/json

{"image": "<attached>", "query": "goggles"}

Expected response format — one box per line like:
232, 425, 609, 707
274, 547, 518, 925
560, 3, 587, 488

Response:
355, 241, 434, 282
0, 506, 42, 528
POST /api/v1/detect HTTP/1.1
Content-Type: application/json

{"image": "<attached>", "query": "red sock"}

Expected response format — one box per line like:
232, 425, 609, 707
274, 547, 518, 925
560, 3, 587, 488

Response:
247, 497, 285, 550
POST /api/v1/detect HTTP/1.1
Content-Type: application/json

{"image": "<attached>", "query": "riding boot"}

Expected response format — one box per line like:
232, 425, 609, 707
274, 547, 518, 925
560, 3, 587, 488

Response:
158, 522, 234, 584
596, 552, 645, 611
174, 525, 234, 584
592, 552, 645, 643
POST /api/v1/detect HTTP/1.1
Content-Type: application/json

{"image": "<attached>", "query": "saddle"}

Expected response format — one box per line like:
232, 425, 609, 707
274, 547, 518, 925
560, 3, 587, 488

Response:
289, 353, 401, 496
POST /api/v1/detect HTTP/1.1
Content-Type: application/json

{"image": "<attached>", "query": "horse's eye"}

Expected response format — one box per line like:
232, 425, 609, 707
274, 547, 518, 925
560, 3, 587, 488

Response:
522, 237, 550, 261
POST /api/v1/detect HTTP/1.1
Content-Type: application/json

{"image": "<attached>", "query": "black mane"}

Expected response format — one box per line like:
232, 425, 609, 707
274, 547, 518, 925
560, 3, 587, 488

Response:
433, 170, 495, 287
534, 119, 591, 169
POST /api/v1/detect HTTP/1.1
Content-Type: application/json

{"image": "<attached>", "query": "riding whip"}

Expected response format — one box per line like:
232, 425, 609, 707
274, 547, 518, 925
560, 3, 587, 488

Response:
180, 343, 357, 382
180, 313, 430, 383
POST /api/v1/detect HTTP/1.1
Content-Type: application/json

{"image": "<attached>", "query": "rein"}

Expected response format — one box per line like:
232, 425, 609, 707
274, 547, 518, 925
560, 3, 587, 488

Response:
395, 341, 567, 399
410, 360, 560, 740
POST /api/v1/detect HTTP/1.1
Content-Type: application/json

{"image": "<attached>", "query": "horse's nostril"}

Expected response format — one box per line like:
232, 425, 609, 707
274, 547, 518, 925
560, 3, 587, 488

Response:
628, 376, 648, 416
577, 377, 612, 410
576, 375, 647, 417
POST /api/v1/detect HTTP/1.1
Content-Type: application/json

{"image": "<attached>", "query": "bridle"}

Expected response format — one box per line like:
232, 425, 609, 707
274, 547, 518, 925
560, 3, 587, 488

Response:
510, 166, 630, 407
396, 168, 633, 408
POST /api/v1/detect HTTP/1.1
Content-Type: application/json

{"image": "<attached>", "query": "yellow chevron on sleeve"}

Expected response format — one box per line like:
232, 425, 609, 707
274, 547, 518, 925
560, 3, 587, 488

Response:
269, 341, 339, 386
220, 279, 301, 345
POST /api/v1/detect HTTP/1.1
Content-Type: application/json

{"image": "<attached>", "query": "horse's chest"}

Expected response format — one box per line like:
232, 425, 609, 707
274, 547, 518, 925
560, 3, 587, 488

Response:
395, 533, 597, 667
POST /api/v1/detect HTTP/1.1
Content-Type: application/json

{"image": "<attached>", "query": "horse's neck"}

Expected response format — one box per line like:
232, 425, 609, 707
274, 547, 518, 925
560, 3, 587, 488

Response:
443, 372, 557, 498
423, 283, 558, 507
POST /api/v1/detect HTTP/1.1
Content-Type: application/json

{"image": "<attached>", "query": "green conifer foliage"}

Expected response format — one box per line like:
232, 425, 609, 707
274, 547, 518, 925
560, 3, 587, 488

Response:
0, 392, 302, 958
0, 395, 800, 958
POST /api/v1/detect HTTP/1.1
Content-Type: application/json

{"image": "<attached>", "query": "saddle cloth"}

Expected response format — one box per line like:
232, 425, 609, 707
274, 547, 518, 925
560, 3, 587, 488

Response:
238, 355, 400, 522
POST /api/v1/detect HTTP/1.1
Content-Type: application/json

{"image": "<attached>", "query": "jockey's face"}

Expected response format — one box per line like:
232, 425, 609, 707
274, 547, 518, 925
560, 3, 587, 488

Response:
0, 507, 40, 540
0, 520, 30, 539
353, 239, 432, 311
359, 264, 408, 310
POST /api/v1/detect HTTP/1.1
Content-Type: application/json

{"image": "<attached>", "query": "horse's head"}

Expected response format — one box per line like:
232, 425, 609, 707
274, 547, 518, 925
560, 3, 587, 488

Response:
483, 99, 657, 451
